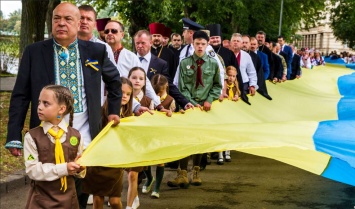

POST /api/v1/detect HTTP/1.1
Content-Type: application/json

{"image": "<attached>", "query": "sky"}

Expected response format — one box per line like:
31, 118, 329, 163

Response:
1, 0, 22, 19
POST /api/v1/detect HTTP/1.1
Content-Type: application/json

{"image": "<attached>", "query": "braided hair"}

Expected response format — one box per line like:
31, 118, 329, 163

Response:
43, 85, 75, 127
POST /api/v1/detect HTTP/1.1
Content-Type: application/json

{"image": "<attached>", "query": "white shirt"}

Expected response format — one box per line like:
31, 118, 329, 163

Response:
236, 50, 258, 89
24, 120, 84, 181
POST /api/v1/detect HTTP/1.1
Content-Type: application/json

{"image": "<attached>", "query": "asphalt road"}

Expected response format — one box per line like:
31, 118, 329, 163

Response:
1, 151, 354, 209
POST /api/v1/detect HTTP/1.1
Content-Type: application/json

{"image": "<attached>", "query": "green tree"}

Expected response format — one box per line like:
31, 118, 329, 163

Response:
87, 0, 326, 43
329, 0, 355, 49
5, 9, 21, 32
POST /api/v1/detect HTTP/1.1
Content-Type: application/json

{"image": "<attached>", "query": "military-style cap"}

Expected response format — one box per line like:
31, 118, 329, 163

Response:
96, 18, 111, 31
193, 30, 209, 42
182, 18, 204, 31
149, 22, 165, 35
205, 24, 221, 37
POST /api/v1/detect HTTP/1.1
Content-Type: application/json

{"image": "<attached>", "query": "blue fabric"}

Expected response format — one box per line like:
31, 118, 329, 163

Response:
324, 57, 346, 64
313, 120, 355, 168
321, 157, 355, 186
338, 97, 355, 120
337, 73, 355, 96
345, 64, 355, 70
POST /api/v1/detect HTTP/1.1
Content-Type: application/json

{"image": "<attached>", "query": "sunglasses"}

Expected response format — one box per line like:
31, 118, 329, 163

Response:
104, 29, 119, 34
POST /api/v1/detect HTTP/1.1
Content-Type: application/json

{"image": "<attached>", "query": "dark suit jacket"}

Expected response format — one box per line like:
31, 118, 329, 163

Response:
148, 54, 189, 108
256, 51, 270, 80
151, 46, 177, 80
290, 53, 301, 80
259, 45, 274, 80
7, 39, 121, 144
247, 51, 272, 100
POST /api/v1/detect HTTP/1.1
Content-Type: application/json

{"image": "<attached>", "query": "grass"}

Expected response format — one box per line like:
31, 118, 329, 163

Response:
0, 72, 16, 77
0, 92, 30, 182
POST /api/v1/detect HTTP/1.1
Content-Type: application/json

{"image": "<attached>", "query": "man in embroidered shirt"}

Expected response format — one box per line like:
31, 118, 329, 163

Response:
5, 3, 121, 209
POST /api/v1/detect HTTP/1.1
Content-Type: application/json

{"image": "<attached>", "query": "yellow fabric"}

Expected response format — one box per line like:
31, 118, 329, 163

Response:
78, 65, 353, 176
227, 83, 234, 100
47, 128, 67, 192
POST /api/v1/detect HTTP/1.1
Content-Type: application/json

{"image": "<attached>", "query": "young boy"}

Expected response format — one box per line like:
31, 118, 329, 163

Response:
168, 30, 222, 188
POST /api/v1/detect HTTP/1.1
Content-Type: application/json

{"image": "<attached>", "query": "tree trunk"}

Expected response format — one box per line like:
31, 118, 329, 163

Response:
46, 0, 61, 39
19, 0, 49, 59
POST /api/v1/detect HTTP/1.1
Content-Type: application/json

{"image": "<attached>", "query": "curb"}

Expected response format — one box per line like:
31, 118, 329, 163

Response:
0, 170, 29, 194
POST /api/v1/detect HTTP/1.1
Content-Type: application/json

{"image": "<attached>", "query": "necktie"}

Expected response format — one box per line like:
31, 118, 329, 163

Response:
185, 44, 191, 58
139, 57, 145, 62
47, 127, 67, 192
195, 59, 205, 89
135, 96, 140, 102
227, 83, 235, 100
236, 53, 241, 66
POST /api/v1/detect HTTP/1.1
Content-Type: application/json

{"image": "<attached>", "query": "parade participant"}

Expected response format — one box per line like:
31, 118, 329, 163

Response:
230, 33, 258, 95
128, 67, 155, 110
78, 5, 115, 107
250, 37, 270, 80
24, 85, 85, 209
149, 22, 177, 79
174, 19, 225, 97
219, 66, 241, 102
141, 74, 175, 199
167, 31, 222, 187
242, 35, 272, 100
96, 17, 111, 42
278, 35, 293, 79
104, 20, 162, 112
134, 29, 193, 110
205, 23, 248, 104
162, 27, 171, 47
256, 31, 275, 81
5, 3, 121, 209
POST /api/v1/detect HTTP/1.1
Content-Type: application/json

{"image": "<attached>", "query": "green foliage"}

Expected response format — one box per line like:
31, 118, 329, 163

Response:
78, 0, 326, 43
329, 0, 355, 49
1, 9, 21, 34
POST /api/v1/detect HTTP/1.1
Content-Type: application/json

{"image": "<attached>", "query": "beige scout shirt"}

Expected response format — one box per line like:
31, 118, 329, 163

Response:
24, 120, 84, 181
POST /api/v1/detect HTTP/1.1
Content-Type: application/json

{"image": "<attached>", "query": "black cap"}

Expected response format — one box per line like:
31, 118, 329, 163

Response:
193, 30, 209, 42
182, 18, 204, 31
205, 24, 221, 37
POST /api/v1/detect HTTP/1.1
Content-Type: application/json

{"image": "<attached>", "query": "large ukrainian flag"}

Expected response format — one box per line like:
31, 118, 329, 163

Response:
78, 65, 355, 186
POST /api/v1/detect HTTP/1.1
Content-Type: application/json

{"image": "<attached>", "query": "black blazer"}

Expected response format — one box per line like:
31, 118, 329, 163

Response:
248, 51, 272, 100
147, 54, 189, 108
290, 54, 301, 80
7, 39, 122, 144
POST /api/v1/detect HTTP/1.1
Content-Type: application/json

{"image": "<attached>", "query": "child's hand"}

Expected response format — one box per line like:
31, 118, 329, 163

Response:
135, 106, 154, 116
160, 108, 172, 117
165, 110, 172, 117
232, 95, 239, 102
67, 162, 80, 175
219, 94, 224, 102
203, 101, 211, 112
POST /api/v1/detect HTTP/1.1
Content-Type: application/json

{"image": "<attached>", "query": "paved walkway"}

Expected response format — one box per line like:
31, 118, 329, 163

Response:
1, 151, 354, 209
0, 76, 16, 91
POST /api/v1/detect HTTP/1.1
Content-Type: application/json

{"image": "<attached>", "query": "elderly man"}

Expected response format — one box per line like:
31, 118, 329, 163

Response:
230, 33, 258, 95
5, 3, 121, 209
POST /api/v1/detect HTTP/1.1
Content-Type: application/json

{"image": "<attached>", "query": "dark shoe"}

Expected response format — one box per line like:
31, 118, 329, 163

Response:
217, 158, 224, 165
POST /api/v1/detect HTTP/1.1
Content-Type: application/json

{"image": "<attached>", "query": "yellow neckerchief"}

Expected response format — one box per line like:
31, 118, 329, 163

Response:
135, 97, 140, 102
227, 83, 235, 100
160, 93, 168, 102
47, 126, 67, 192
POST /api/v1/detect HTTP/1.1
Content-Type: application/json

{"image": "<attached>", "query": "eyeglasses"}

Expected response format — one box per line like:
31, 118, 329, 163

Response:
104, 29, 119, 34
